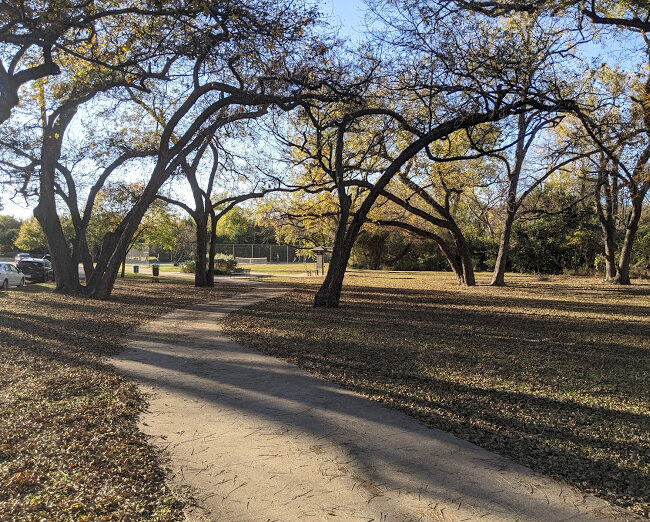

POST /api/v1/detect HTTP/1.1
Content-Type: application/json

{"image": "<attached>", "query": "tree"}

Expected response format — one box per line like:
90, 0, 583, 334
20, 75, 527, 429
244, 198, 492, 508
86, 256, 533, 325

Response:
158, 131, 313, 286
509, 183, 601, 274
362, 153, 495, 286
87, 181, 177, 276
460, 0, 650, 284
301, 1, 578, 306
14, 215, 72, 253
0, 215, 20, 254
0, 2, 191, 125
7, 0, 328, 299
0, 1, 188, 292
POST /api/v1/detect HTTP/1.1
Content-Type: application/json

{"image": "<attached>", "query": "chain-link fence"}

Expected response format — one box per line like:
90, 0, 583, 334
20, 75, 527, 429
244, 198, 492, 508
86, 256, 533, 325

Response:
125, 244, 150, 265
214, 244, 305, 263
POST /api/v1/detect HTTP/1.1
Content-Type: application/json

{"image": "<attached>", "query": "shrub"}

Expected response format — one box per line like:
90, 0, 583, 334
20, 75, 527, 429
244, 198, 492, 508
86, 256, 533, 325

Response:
213, 254, 237, 274
179, 260, 195, 273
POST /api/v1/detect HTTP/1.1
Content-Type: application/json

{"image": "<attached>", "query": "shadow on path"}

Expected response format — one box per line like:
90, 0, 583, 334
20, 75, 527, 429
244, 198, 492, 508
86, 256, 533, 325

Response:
111, 285, 637, 522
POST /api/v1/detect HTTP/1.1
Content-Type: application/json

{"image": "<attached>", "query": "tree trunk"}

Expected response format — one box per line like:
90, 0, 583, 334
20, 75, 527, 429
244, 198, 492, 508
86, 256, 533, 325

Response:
613, 196, 642, 285
87, 201, 152, 299
450, 227, 475, 286
86, 154, 180, 299
434, 239, 464, 284
491, 111, 529, 286
34, 109, 81, 294
491, 212, 515, 286
35, 203, 81, 293
314, 210, 352, 308
595, 164, 619, 281
207, 212, 218, 287
601, 221, 617, 281
194, 216, 208, 287
314, 238, 354, 308
79, 235, 95, 282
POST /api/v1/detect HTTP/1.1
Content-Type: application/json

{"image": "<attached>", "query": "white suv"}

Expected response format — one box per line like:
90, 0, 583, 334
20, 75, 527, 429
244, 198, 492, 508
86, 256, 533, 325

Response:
0, 262, 25, 289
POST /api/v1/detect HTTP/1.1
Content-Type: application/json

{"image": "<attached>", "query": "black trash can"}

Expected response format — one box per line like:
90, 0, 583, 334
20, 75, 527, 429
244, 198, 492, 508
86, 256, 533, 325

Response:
133, 265, 139, 274
152, 265, 159, 277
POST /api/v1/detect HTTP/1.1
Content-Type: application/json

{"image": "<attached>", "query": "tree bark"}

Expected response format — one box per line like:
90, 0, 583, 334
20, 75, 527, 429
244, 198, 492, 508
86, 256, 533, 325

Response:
613, 196, 642, 284
207, 211, 218, 287
314, 234, 355, 308
313, 98, 546, 307
594, 157, 619, 281
33, 109, 81, 294
194, 214, 209, 287
491, 212, 514, 286
450, 227, 475, 286
314, 193, 352, 308
86, 180, 162, 299
490, 111, 529, 286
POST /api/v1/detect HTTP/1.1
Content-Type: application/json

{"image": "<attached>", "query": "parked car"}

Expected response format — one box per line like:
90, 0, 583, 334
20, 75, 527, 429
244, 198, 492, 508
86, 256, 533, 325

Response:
14, 252, 31, 263
17, 258, 55, 283
0, 262, 25, 289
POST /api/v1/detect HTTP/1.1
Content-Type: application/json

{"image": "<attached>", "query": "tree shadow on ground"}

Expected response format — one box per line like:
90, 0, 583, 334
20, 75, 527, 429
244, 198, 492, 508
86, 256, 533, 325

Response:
221, 283, 649, 516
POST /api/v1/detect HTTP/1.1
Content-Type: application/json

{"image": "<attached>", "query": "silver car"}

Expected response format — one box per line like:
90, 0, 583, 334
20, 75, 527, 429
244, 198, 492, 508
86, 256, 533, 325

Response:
14, 252, 31, 263
0, 262, 25, 289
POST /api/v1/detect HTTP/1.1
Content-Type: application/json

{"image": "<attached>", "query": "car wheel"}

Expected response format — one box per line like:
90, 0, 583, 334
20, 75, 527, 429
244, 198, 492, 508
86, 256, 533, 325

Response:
1, 279, 7, 289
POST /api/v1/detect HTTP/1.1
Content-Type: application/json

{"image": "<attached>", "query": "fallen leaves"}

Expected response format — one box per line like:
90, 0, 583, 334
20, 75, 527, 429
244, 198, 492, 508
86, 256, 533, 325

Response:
224, 272, 650, 518
0, 278, 242, 520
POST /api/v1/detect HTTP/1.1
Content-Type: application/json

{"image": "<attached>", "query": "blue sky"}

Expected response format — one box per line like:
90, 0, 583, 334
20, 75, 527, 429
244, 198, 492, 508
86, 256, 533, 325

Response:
322, 0, 367, 36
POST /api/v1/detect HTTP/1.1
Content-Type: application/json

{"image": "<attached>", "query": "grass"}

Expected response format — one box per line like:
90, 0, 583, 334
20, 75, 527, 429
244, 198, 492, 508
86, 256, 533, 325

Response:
121, 262, 319, 276
223, 271, 650, 517
0, 277, 243, 520
237, 262, 323, 274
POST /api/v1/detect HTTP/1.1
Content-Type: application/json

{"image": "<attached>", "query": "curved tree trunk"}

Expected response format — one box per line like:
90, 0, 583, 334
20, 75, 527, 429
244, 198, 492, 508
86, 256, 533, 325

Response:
34, 109, 81, 294
435, 240, 463, 284
35, 202, 81, 293
314, 236, 355, 308
87, 176, 165, 299
314, 207, 351, 308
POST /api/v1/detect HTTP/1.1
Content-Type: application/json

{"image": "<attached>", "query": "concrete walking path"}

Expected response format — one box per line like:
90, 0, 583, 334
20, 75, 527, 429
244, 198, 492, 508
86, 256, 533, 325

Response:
111, 284, 634, 521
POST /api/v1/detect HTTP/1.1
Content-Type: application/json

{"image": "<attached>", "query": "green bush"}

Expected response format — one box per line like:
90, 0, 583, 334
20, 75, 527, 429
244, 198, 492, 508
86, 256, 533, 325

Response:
213, 254, 237, 274
179, 255, 237, 275
179, 260, 195, 273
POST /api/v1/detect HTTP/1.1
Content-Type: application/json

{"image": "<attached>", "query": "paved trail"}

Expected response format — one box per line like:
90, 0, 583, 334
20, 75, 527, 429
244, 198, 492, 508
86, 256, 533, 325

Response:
111, 284, 634, 521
